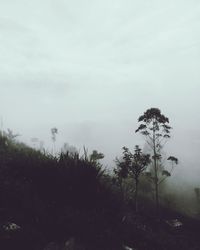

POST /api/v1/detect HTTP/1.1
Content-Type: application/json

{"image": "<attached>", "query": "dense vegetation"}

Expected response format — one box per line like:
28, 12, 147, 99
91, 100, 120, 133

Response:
0, 133, 125, 250
0, 108, 200, 250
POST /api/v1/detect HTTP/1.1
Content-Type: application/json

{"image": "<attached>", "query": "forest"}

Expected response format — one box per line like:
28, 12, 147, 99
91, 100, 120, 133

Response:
0, 108, 200, 250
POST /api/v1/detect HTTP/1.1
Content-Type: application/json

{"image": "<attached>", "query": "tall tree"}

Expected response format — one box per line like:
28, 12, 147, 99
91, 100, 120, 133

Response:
135, 108, 177, 214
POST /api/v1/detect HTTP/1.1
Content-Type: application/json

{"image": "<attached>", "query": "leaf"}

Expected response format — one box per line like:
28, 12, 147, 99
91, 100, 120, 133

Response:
135, 124, 147, 133
162, 170, 171, 177
167, 156, 178, 164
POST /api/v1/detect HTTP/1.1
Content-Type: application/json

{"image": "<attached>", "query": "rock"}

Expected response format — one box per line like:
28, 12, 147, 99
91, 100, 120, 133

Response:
2, 222, 21, 232
123, 245, 136, 250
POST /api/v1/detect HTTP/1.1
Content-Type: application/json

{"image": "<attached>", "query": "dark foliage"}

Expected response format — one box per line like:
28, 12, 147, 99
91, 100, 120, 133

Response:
0, 133, 123, 250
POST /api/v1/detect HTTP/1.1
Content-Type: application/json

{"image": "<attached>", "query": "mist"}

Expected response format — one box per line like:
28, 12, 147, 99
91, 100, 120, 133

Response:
0, 0, 199, 193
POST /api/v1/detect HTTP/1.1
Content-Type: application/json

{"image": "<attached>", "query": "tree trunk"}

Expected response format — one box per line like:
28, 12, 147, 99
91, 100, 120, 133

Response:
119, 178, 124, 202
135, 178, 139, 212
153, 124, 159, 215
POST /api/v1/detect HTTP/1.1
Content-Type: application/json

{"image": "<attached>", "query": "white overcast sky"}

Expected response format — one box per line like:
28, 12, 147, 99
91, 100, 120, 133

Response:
0, 0, 200, 175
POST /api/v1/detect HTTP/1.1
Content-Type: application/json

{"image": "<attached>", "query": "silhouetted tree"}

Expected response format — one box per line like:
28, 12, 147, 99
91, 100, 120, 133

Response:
114, 156, 129, 201
4, 128, 20, 142
135, 108, 178, 214
89, 150, 104, 167
83, 147, 104, 169
51, 127, 58, 155
116, 146, 151, 211
61, 143, 78, 155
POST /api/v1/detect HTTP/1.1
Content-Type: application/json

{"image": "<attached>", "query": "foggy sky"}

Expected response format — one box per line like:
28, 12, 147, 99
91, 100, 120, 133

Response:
0, 0, 200, 174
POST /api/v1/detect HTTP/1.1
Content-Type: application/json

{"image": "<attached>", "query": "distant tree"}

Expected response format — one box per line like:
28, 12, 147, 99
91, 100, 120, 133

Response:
4, 128, 20, 142
135, 108, 178, 214
61, 143, 78, 155
51, 127, 58, 155
114, 156, 129, 200
83, 147, 104, 166
116, 146, 151, 211
89, 150, 104, 164
31, 137, 39, 149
